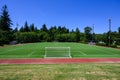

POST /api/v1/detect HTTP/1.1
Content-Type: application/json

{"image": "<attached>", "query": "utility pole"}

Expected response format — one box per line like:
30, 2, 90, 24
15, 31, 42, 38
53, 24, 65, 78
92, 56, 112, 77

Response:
92, 24, 94, 42
108, 19, 111, 47
93, 24, 94, 34
16, 22, 19, 41
16, 23, 19, 28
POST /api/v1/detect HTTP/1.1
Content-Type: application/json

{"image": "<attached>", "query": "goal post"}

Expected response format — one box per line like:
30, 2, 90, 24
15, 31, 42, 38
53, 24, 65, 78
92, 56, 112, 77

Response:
44, 47, 71, 58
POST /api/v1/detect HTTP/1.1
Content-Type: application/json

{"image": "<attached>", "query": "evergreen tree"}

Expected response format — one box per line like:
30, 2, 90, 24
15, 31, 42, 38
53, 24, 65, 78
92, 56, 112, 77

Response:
49, 26, 57, 41
71, 29, 75, 33
19, 26, 24, 32
0, 5, 12, 31
34, 27, 38, 31
41, 24, 48, 32
75, 27, 80, 42
24, 21, 29, 32
13, 27, 18, 32
58, 26, 62, 34
30, 23, 35, 31
61, 26, 69, 33
117, 27, 120, 44
118, 27, 120, 34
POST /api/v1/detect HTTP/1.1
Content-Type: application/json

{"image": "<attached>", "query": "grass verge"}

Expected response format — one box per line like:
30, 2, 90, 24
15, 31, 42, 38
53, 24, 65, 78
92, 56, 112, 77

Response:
0, 63, 120, 80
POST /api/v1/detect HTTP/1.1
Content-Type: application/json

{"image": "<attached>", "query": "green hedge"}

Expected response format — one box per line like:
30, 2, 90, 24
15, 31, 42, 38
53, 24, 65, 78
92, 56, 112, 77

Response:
110, 44, 117, 48
96, 42, 106, 46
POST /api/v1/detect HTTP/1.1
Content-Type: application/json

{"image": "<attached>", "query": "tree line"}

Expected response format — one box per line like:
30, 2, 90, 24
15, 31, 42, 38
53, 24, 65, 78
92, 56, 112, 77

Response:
0, 5, 120, 47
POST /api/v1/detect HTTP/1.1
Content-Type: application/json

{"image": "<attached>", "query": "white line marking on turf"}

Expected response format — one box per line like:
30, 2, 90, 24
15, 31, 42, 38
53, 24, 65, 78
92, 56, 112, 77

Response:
0, 47, 23, 54
74, 55, 119, 56
73, 51, 87, 55
79, 51, 87, 55
28, 51, 35, 57
94, 48, 119, 55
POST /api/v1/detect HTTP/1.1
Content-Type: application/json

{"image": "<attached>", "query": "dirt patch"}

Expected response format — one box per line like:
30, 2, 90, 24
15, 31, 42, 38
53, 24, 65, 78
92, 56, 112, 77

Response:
0, 44, 23, 48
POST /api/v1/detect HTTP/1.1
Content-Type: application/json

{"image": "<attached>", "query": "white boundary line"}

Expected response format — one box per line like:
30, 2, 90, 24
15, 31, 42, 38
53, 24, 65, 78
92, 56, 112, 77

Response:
72, 51, 87, 55
28, 51, 35, 57
79, 51, 87, 55
45, 47, 70, 48
44, 56, 71, 58
69, 47, 72, 58
93, 47, 119, 55
74, 55, 119, 56
0, 47, 23, 54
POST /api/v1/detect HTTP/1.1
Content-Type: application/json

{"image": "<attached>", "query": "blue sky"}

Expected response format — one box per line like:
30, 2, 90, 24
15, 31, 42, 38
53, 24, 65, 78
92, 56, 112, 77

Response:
0, 0, 120, 33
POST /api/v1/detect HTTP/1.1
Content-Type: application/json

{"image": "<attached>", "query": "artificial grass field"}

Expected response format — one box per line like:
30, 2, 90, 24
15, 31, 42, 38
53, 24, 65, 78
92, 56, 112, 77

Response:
0, 43, 120, 80
0, 64, 120, 80
0, 42, 120, 58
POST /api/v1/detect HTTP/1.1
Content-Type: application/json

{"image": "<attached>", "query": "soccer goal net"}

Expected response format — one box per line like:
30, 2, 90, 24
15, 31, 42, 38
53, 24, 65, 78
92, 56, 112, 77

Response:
44, 47, 71, 58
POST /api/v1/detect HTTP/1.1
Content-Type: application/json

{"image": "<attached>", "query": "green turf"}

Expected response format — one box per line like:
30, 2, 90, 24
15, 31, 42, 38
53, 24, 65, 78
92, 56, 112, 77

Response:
0, 64, 120, 80
0, 42, 120, 58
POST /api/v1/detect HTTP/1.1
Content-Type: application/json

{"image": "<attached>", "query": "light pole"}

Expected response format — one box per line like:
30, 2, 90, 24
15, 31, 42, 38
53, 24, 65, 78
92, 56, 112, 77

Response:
92, 24, 94, 42
108, 19, 111, 47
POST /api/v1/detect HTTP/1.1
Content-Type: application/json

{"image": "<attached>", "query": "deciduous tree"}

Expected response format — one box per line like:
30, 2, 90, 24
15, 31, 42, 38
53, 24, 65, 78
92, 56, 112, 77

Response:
84, 26, 92, 42
75, 27, 80, 42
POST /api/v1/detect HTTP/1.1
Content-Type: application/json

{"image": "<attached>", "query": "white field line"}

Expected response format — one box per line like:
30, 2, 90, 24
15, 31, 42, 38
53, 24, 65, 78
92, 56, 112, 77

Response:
103, 50, 119, 55
78, 51, 87, 55
44, 56, 71, 58
73, 44, 87, 55
0, 47, 23, 54
94, 48, 119, 55
74, 55, 119, 56
44, 55, 71, 58
45, 51, 69, 52
72, 51, 87, 55
44, 54, 46, 58
28, 51, 35, 57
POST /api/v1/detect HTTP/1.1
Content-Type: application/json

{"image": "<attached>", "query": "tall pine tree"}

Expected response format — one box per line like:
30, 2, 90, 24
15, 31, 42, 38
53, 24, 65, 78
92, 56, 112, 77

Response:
24, 21, 29, 32
118, 27, 120, 34
30, 23, 35, 31
41, 24, 48, 32
0, 5, 12, 31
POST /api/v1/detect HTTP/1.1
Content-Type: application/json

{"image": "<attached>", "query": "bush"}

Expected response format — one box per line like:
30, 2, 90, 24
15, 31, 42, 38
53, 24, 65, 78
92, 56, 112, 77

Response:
110, 44, 117, 48
0, 31, 12, 45
56, 33, 76, 42
117, 45, 120, 48
14, 32, 50, 43
0, 39, 4, 46
96, 42, 106, 46
17, 32, 38, 43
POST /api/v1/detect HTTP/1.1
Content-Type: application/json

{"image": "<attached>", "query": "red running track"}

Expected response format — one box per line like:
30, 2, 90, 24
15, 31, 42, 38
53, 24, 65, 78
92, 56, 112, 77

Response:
0, 58, 120, 64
